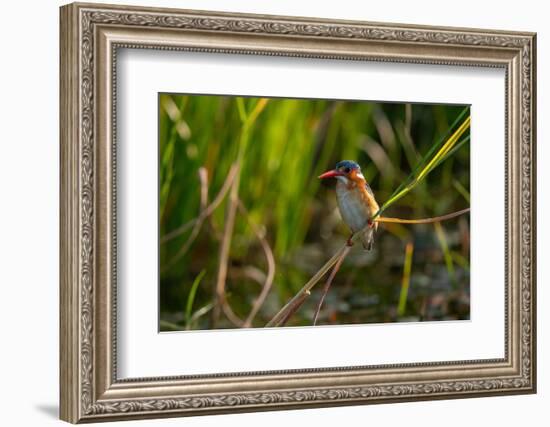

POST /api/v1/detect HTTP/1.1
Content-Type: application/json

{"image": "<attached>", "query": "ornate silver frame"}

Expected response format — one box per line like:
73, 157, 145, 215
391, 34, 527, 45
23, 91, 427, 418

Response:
60, 2, 537, 423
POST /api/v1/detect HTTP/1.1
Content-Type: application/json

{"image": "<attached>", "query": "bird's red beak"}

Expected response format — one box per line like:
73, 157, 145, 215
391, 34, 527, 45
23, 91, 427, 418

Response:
318, 169, 343, 179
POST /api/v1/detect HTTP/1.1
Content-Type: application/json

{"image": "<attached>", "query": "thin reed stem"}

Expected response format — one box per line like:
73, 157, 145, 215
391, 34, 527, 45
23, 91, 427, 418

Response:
212, 165, 242, 327
278, 291, 311, 327
161, 164, 239, 244
161, 168, 211, 273
375, 208, 470, 225
238, 199, 276, 328
266, 229, 367, 327
267, 207, 470, 327
213, 98, 269, 327
313, 246, 351, 325
373, 111, 470, 219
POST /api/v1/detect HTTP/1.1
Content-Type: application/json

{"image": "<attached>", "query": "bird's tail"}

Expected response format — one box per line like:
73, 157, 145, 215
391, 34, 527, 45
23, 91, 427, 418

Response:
360, 226, 376, 251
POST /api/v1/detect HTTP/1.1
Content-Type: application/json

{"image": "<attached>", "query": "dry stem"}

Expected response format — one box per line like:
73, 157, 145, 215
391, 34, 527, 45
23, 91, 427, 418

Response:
160, 167, 213, 273
212, 164, 242, 327
313, 246, 351, 325
375, 207, 470, 225
238, 200, 276, 328
161, 164, 239, 244
266, 207, 470, 328
278, 290, 311, 327
266, 237, 358, 327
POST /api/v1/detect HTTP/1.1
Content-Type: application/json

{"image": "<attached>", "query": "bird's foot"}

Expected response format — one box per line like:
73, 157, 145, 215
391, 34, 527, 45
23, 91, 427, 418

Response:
346, 236, 355, 247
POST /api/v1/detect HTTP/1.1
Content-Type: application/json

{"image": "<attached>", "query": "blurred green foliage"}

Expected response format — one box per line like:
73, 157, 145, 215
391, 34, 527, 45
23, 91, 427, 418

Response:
159, 94, 470, 331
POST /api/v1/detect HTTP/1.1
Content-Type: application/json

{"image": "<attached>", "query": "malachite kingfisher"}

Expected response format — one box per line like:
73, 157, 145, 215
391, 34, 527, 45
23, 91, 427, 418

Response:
319, 160, 380, 250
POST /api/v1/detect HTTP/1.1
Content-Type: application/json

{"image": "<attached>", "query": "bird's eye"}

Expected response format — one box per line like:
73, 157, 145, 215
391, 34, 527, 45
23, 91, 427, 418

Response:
344, 167, 351, 173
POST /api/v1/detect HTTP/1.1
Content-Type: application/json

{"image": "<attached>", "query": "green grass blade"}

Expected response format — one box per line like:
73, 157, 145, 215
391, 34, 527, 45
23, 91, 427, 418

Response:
160, 319, 183, 331
374, 114, 470, 219
236, 97, 247, 122
381, 106, 469, 206
416, 116, 470, 182
434, 222, 457, 289
397, 242, 414, 317
185, 269, 206, 325
452, 179, 470, 203
188, 302, 215, 330
435, 135, 470, 169
451, 251, 470, 271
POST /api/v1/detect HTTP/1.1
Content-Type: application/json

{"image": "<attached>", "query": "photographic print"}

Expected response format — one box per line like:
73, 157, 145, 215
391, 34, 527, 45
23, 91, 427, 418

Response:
159, 94, 471, 331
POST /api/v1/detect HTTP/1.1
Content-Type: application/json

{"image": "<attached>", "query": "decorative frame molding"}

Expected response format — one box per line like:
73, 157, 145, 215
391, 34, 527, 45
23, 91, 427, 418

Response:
60, 2, 536, 423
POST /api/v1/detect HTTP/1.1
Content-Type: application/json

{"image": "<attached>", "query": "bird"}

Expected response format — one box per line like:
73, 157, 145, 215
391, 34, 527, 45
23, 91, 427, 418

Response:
319, 160, 379, 250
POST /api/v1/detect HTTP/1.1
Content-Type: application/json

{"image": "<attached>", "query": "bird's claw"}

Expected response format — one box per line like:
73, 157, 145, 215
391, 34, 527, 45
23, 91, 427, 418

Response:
346, 236, 354, 247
